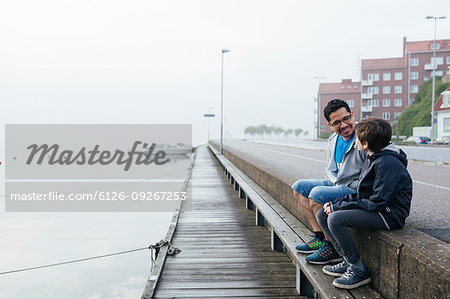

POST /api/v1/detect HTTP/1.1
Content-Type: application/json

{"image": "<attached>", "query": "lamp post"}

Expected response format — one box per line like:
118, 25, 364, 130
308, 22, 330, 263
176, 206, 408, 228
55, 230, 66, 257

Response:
426, 15, 446, 143
220, 49, 230, 155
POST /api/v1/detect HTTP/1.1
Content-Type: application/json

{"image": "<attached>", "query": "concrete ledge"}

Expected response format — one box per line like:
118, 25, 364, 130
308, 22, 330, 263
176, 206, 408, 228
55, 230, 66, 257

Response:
211, 141, 450, 299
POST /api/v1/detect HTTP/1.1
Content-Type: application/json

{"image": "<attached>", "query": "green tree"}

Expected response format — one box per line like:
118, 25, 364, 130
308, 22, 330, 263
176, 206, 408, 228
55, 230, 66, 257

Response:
273, 126, 284, 139
294, 128, 303, 139
257, 124, 268, 139
244, 126, 257, 139
284, 128, 293, 138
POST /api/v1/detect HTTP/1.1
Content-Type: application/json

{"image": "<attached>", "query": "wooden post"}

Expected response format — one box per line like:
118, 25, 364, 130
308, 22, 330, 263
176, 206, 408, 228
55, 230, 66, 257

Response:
239, 188, 246, 199
296, 264, 316, 298
246, 196, 254, 210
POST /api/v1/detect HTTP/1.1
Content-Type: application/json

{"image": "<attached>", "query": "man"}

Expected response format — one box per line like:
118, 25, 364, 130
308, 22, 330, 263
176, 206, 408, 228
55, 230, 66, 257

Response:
291, 99, 366, 264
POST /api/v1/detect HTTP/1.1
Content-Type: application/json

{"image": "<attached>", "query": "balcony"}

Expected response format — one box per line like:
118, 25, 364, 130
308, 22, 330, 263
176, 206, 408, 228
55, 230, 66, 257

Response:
361, 93, 373, 99
424, 63, 434, 71
361, 106, 373, 112
361, 80, 373, 86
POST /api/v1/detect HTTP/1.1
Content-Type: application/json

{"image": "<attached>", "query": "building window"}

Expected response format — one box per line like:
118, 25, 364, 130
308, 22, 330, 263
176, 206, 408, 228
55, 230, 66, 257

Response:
394, 86, 402, 94
382, 112, 390, 120
383, 86, 391, 94
382, 99, 391, 107
411, 58, 419, 66
444, 118, 450, 132
409, 98, 414, 105
411, 72, 419, 80
431, 42, 440, 50
394, 72, 402, 80
368, 86, 379, 94
411, 85, 418, 93
368, 99, 379, 107
394, 112, 401, 119
442, 94, 450, 108
347, 100, 354, 108
368, 73, 379, 81
383, 73, 391, 81
431, 57, 444, 66
447, 57, 450, 64
394, 99, 402, 107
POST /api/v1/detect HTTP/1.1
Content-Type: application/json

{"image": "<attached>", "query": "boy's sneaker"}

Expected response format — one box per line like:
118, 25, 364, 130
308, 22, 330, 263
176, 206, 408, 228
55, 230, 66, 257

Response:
332, 266, 372, 289
323, 261, 349, 277
296, 237, 324, 253
305, 241, 343, 264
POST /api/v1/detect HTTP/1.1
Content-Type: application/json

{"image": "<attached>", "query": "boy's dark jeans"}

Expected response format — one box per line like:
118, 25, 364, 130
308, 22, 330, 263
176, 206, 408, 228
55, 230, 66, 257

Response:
316, 208, 387, 264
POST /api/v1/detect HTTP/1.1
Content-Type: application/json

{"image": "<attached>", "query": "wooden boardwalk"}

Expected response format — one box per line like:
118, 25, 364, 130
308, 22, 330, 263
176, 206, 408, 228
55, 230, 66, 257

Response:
153, 146, 301, 298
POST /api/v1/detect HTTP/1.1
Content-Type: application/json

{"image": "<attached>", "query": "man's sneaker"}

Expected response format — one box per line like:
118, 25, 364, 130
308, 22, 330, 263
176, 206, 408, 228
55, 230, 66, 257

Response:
332, 266, 372, 289
323, 261, 349, 277
305, 241, 343, 264
296, 237, 324, 253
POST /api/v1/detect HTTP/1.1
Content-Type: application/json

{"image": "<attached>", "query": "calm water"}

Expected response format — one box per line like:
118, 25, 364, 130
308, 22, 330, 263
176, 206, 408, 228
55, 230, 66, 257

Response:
0, 212, 173, 299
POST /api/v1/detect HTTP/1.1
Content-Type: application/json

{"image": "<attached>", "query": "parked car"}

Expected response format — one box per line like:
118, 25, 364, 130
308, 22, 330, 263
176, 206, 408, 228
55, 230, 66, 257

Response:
435, 136, 450, 145
403, 136, 429, 144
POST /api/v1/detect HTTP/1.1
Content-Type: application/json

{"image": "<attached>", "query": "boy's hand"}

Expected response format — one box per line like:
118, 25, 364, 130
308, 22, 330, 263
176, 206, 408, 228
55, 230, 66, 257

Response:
324, 202, 332, 215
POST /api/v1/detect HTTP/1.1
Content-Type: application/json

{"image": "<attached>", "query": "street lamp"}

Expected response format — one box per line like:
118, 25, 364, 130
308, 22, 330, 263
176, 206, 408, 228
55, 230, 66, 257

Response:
426, 15, 446, 143
220, 49, 230, 155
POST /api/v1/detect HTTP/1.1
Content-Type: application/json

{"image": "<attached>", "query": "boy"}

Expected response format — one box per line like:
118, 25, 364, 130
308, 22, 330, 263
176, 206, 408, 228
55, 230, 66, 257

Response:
316, 117, 413, 289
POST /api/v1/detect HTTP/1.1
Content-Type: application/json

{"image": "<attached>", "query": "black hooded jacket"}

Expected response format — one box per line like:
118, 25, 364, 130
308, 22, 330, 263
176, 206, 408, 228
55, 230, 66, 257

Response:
330, 143, 413, 229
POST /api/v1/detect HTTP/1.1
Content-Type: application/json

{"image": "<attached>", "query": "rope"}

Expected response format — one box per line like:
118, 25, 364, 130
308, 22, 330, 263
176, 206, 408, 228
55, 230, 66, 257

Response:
0, 239, 181, 276
148, 239, 181, 272
0, 247, 149, 275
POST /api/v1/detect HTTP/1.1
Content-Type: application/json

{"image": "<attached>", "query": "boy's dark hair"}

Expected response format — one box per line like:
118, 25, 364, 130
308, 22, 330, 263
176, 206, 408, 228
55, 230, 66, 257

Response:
355, 117, 392, 152
323, 99, 351, 122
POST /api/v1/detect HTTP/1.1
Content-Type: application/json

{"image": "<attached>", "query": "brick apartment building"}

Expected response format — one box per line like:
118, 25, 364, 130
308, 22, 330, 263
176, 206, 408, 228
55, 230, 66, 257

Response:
315, 37, 450, 138
360, 57, 407, 122
405, 37, 450, 101
315, 79, 360, 138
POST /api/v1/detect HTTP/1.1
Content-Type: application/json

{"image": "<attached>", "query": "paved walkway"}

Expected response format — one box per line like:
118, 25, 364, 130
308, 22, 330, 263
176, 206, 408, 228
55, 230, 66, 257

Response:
153, 146, 301, 298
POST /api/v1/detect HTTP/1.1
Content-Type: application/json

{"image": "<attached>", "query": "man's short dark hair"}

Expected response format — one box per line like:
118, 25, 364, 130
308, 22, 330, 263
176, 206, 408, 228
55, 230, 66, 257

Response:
323, 99, 351, 122
355, 117, 392, 152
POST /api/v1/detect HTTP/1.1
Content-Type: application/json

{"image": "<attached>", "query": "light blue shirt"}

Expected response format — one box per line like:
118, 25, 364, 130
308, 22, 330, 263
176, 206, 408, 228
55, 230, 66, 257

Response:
335, 132, 355, 172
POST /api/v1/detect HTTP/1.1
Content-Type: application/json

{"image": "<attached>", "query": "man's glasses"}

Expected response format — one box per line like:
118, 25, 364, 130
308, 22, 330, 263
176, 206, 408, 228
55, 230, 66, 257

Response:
330, 114, 352, 128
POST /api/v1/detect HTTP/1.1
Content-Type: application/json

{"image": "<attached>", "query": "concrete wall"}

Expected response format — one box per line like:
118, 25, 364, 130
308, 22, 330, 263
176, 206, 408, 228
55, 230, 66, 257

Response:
211, 141, 450, 299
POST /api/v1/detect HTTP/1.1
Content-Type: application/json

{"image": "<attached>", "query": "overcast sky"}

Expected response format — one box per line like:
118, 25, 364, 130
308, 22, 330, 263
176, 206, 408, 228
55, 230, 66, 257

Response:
1, 0, 450, 146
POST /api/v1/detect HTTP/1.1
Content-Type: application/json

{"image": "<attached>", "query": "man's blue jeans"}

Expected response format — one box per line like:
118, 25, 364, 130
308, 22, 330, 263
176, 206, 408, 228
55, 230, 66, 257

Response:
291, 179, 357, 205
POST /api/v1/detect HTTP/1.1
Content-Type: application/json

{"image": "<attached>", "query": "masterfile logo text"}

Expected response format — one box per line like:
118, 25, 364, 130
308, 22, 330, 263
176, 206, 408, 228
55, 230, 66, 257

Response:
5, 124, 192, 212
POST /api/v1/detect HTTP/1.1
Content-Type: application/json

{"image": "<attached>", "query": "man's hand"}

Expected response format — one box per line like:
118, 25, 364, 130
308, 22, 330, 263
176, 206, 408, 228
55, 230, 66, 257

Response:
324, 202, 332, 215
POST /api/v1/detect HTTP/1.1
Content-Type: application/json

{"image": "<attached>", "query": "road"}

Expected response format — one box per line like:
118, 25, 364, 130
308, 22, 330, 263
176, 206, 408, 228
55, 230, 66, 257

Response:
248, 139, 450, 164
221, 139, 450, 243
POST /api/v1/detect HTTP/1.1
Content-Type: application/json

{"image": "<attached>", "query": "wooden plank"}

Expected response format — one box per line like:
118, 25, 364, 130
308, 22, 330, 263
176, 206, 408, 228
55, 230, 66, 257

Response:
154, 287, 300, 298
156, 280, 295, 289
156, 297, 308, 299
161, 262, 295, 271
161, 269, 296, 276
